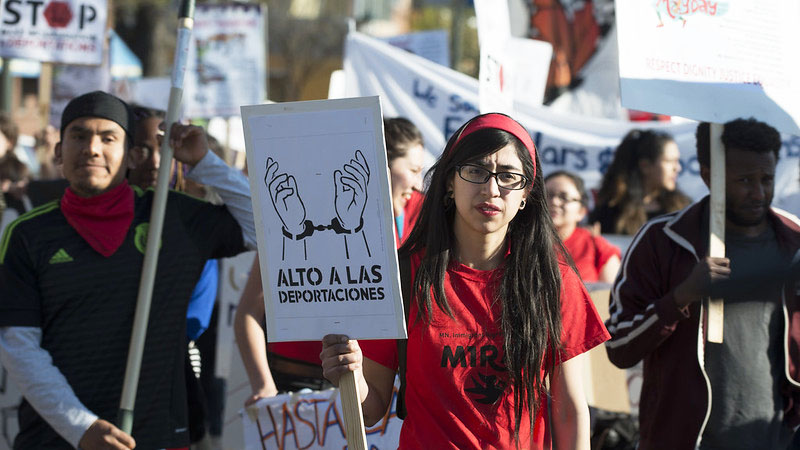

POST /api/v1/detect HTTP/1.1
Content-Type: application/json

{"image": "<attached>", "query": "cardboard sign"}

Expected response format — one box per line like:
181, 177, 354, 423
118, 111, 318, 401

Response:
241, 378, 402, 449
0, 0, 107, 65
616, 0, 800, 135
242, 97, 406, 342
184, 3, 267, 118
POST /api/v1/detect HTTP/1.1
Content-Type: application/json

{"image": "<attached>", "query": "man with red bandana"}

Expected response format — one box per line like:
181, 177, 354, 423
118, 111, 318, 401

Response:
0, 91, 256, 449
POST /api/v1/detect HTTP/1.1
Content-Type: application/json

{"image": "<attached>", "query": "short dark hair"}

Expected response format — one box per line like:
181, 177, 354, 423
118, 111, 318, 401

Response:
544, 170, 589, 206
0, 113, 19, 151
383, 117, 423, 163
696, 118, 781, 167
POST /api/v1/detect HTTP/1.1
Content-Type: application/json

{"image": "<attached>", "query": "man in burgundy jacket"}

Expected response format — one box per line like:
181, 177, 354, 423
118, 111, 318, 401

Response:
605, 118, 800, 449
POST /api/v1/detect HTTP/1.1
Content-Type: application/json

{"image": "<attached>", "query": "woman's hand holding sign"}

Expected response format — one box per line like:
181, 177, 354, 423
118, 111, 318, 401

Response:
334, 150, 371, 232
265, 157, 307, 236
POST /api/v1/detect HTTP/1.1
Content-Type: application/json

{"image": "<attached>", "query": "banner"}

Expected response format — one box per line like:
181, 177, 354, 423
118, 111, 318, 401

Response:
0, 0, 107, 65
616, 0, 800, 135
242, 379, 402, 449
343, 31, 800, 209
184, 2, 267, 118
242, 97, 407, 342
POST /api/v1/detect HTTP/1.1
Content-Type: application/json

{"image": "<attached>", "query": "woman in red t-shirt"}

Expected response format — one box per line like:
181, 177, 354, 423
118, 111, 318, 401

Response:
321, 113, 609, 449
545, 170, 621, 283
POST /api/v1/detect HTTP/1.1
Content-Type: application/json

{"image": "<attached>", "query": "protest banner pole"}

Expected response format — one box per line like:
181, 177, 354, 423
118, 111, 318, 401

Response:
0, 58, 11, 113
707, 123, 725, 343
339, 371, 368, 450
117, 0, 196, 433
38, 63, 52, 128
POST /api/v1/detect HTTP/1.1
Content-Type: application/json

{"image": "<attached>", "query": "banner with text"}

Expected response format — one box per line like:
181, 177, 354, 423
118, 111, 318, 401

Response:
616, 0, 800, 135
343, 31, 800, 207
0, 0, 107, 65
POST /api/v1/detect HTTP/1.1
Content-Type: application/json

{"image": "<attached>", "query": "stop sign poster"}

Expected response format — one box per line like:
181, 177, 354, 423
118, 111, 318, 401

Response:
0, 0, 107, 65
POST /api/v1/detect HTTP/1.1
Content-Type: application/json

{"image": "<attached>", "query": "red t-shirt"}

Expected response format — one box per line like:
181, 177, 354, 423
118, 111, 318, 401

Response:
563, 227, 621, 283
363, 252, 610, 449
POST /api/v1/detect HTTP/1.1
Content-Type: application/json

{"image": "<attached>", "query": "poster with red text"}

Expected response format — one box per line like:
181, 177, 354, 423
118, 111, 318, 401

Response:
0, 0, 107, 65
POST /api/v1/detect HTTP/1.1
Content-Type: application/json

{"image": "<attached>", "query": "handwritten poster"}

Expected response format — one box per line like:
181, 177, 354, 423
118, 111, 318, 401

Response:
242, 97, 406, 342
616, 0, 800, 134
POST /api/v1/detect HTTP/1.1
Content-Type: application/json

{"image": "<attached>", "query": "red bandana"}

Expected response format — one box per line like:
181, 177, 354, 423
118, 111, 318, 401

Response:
60, 181, 135, 257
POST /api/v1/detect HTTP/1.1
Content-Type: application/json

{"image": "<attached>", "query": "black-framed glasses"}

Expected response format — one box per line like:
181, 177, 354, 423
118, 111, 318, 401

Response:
546, 192, 582, 204
456, 164, 528, 190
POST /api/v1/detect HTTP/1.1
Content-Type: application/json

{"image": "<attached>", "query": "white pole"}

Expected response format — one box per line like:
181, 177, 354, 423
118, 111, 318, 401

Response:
707, 123, 725, 344
117, 0, 196, 433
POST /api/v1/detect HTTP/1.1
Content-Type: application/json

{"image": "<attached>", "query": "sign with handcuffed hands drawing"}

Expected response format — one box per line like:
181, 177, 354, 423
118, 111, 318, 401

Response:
242, 97, 407, 342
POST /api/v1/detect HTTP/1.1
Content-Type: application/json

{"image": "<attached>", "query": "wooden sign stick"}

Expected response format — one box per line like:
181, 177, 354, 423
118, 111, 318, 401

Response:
707, 122, 725, 344
339, 371, 368, 450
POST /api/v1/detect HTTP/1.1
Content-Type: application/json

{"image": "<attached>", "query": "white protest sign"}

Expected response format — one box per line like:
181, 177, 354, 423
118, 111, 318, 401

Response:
184, 3, 267, 118
0, 0, 107, 65
616, 0, 800, 135
241, 378, 402, 449
215, 251, 257, 379
242, 97, 406, 342
506, 37, 552, 106
343, 31, 800, 208
474, 0, 514, 114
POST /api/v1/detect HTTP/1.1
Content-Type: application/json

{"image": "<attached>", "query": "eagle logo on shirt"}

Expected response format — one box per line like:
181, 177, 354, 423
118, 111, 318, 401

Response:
465, 372, 505, 404
134, 223, 162, 255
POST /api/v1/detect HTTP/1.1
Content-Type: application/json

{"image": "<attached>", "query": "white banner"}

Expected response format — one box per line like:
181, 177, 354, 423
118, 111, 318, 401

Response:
343, 31, 800, 209
616, 0, 800, 135
242, 379, 402, 449
0, 0, 107, 65
184, 3, 266, 118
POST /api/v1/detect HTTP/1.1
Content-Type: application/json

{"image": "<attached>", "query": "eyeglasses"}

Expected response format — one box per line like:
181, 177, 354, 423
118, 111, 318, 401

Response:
546, 192, 582, 204
456, 164, 528, 190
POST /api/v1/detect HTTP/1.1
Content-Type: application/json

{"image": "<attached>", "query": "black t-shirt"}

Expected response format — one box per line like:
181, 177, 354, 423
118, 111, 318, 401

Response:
0, 188, 246, 449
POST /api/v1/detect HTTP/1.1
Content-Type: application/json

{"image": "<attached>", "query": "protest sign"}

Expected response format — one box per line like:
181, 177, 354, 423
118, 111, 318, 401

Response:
242, 97, 406, 343
0, 0, 107, 65
343, 30, 800, 208
215, 251, 257, 379
183, 2, 267, 118
616, 0, 800, 135
241, 378, 402, 449
474, 0, 513, 114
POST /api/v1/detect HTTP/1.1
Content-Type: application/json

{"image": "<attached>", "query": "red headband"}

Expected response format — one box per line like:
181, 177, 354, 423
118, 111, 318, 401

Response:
451, 113, 537, 180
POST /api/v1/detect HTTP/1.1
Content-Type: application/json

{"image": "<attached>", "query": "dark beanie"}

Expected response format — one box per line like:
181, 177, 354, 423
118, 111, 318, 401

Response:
60, 91, 134, 139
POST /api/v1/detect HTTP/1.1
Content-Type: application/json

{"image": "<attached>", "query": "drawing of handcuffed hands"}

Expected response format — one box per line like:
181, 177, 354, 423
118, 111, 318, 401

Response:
265, 150, 372, 260
334, 150, 370, 232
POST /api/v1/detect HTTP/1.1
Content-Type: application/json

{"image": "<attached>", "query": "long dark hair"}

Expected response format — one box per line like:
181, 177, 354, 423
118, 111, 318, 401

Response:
399, 117, 566, 442
594, 129, 689, 234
